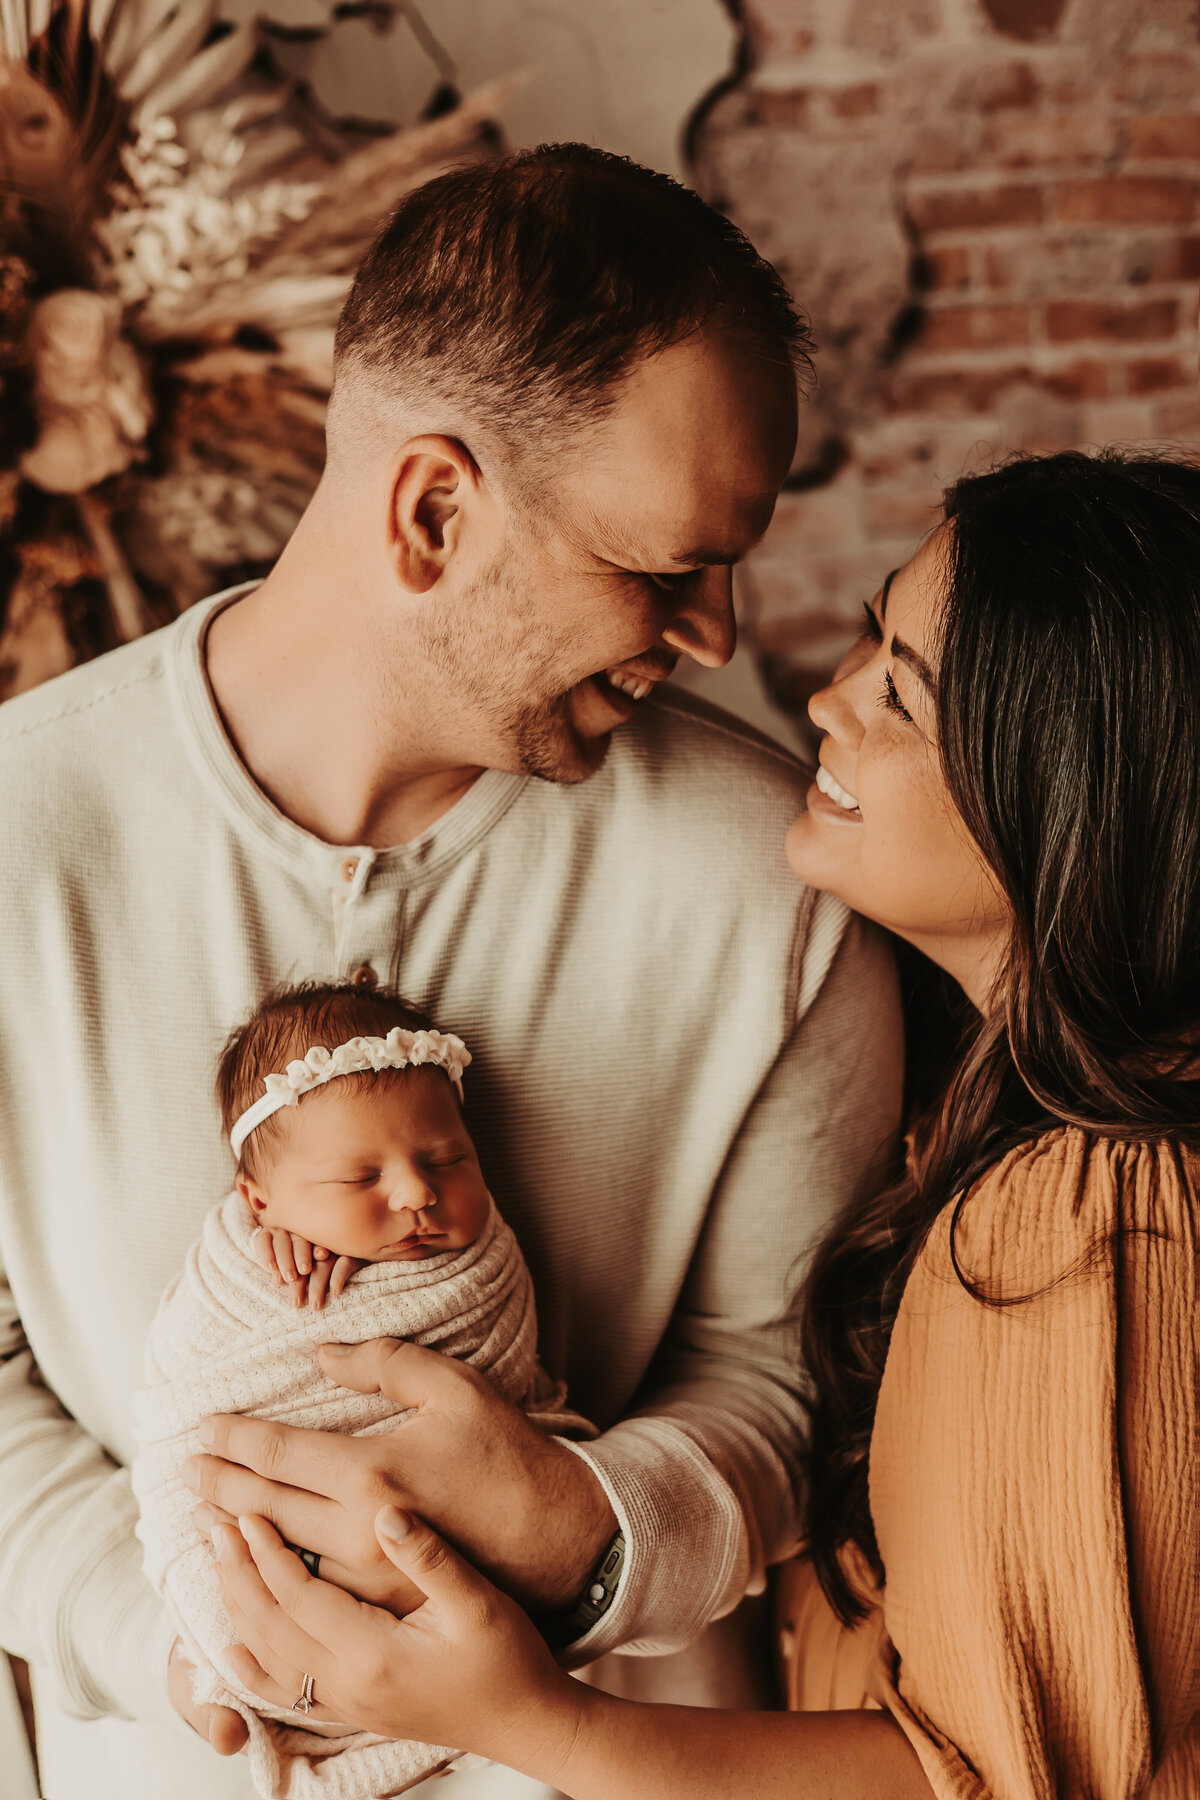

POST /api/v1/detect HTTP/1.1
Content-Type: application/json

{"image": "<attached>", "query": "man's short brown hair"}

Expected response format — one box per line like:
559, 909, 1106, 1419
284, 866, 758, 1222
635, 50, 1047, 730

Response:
330, 142, 812, 463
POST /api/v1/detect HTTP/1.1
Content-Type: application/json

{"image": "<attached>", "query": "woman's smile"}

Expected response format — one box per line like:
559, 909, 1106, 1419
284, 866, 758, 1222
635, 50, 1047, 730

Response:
812, 762, 862, 818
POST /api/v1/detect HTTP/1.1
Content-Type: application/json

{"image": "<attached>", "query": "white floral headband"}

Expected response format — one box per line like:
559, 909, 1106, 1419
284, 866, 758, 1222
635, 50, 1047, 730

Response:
229, 1027, 472, 1159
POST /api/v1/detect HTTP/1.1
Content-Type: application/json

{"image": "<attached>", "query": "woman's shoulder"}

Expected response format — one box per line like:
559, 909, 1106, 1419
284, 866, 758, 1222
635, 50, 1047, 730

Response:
921, 1126, 1199, 1299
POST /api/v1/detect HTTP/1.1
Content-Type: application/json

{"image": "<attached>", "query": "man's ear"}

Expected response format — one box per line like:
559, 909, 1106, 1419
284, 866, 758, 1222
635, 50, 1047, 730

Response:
387, 435, 479, 593
236, 1172, 268, 1215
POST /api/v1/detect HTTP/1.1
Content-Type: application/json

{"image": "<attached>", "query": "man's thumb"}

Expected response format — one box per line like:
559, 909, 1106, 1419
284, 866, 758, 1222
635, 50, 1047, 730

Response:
319, 1336, 448, 1401
375, 1506, 476, 1604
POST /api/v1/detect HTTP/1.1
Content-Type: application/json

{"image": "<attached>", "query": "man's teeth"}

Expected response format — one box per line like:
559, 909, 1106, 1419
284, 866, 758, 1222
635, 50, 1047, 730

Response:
815, 764, 861, 813
605, 669, 654, 701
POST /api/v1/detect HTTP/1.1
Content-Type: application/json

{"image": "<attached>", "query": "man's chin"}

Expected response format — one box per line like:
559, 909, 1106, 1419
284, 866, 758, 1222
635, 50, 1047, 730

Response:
512, 693, 616, 785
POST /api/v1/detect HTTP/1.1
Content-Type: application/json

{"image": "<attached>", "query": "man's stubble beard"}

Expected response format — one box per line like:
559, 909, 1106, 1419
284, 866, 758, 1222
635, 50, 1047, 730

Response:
409, 545, 608, 786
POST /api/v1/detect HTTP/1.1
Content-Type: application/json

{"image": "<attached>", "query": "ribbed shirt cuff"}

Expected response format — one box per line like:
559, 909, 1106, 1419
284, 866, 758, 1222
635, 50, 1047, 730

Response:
40, 1469, 177, 1727
555, 1419, 749, 1664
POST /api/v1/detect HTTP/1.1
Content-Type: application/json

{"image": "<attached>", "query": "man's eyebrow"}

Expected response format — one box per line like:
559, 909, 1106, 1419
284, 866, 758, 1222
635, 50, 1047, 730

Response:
667, 545, 739, 567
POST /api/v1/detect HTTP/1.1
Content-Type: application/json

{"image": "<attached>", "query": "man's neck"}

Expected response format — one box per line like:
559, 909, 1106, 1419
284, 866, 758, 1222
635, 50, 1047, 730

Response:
203, 541, 486, 850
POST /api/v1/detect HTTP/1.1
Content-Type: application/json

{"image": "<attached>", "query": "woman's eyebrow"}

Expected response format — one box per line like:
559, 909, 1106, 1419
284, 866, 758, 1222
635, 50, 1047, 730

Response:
878, 568, 899, 617
891, 636, 937, 694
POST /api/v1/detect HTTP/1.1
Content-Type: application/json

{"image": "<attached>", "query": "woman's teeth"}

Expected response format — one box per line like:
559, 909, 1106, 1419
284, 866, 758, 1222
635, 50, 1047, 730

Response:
604, 669, 654, 701
815, 764, 861, 813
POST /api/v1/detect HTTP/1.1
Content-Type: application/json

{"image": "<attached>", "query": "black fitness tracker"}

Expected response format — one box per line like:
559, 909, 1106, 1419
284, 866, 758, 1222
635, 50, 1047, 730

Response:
534, 1527, 626, 1653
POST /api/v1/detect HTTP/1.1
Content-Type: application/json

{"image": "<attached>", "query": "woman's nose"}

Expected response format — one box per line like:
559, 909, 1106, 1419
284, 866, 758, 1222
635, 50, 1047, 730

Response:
808, 665, 867, 748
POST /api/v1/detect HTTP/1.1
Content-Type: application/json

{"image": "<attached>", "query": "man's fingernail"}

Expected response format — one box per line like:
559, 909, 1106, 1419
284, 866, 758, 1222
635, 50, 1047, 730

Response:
377, 1506, 411, 1542
197, 1420, 215, 1447
320, 1342, 352, 1356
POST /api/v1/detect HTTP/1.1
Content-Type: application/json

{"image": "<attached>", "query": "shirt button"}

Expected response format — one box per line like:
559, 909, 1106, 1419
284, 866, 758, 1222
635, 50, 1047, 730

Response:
340, 857, 359, 884
588, 1582, 606, 1603
351, 964, 377, 989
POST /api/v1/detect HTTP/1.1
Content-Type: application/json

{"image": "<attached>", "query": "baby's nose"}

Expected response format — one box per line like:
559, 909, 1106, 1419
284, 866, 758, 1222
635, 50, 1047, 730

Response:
386, 1170, 436, 1211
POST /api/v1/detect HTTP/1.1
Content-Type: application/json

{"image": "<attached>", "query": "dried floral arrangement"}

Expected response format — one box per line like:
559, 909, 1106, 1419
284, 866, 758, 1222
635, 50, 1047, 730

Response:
0, 0, 512, 698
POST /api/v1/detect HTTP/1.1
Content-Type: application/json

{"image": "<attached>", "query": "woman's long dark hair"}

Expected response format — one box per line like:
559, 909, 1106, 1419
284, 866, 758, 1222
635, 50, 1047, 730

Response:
800, 450, 1200, 1623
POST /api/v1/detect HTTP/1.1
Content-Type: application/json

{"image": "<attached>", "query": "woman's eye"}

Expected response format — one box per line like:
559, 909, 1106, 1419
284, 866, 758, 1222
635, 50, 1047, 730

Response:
879, 669, 913, 724
858, 600, 883, 644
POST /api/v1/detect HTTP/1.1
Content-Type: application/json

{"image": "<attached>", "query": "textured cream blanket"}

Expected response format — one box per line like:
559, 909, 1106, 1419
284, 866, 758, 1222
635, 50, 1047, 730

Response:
132, 1192, 590, 1800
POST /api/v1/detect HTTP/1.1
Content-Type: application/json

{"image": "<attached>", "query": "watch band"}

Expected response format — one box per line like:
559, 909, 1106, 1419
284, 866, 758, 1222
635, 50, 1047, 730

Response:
534, 1527, 626, 1653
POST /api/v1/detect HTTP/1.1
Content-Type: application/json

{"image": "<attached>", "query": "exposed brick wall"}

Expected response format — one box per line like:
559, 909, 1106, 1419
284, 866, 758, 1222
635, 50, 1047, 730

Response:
693, 0, 1200, 704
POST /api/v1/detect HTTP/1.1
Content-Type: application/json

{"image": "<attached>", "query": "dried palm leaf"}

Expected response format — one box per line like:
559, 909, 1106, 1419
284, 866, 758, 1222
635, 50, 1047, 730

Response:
0, 0, 514, 699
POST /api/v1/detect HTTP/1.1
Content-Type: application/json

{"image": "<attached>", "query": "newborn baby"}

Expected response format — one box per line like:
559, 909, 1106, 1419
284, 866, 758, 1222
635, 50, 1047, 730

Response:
132, 980, 590, 1800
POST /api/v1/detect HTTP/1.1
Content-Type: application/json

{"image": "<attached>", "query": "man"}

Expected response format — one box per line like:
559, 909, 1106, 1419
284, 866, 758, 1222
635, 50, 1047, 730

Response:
0, 146, 901, 1798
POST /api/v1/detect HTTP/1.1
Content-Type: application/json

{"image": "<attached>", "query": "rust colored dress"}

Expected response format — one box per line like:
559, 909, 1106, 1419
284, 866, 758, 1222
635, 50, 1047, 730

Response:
778, 1129, 1200, 1798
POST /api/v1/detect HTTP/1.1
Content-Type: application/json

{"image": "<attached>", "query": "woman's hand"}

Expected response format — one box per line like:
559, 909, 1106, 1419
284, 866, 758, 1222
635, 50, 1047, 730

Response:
213, 1508, 583, 1773
251, 1227, 364, 1309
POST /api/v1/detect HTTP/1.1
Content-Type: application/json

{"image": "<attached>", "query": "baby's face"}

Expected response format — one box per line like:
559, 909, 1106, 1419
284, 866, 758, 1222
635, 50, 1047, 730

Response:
238, 1069, 491, 1261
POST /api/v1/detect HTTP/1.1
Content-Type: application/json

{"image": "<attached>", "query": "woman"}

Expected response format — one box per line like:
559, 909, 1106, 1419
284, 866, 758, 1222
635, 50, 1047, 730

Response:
212, 450, 1200, 1798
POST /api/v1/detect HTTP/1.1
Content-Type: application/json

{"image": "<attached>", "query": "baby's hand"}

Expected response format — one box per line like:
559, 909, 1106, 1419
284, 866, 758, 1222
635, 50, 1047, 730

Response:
252, 1228, 365, 1309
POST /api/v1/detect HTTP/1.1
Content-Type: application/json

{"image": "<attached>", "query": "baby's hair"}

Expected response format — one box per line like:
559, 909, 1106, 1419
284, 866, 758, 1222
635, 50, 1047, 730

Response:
216, 980, 443, 1178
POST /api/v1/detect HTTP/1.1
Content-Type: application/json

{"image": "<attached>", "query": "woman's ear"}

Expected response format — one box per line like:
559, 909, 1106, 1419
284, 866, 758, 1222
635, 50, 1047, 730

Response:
387, 435, 478, 593
237, 1173, 268, 1215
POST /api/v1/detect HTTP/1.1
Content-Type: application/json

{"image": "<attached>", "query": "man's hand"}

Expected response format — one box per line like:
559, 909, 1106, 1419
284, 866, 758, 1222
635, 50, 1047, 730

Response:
167, 1640, 247, 1755
183, 1339, 616, 1612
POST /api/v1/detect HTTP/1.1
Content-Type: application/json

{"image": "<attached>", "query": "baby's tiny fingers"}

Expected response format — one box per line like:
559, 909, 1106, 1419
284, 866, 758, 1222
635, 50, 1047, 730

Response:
311, 1245, 330, 1261
329, 1257, 363, 1298
273, 1231, 299, 1285
250, 1228, 278, 1278
290, 1233, 313, 1278
306, 1261, 333, 1310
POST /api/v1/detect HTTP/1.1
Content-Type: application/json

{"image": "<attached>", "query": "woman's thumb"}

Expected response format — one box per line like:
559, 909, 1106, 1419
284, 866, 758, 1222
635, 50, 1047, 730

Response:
375, 1506, 476, 1605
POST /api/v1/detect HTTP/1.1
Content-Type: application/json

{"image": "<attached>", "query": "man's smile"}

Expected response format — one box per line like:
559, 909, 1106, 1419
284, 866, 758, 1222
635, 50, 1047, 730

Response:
584, 651, 679, 711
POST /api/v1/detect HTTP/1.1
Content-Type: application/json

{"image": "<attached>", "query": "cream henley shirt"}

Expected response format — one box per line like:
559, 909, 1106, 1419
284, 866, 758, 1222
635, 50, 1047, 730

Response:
0, 588, 902, 1800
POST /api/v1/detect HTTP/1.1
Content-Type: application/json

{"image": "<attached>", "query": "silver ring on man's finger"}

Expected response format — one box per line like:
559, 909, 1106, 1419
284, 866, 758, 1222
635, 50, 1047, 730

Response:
291, 1672, 315, 1714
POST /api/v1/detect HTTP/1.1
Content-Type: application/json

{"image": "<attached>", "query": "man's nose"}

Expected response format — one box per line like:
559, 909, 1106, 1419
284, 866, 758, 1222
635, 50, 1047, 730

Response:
661, 566, 736, 669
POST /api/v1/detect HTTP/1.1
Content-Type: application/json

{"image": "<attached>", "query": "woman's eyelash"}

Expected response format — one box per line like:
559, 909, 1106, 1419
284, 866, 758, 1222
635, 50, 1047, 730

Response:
879, 670, 913, 724
858, 601, 913, 723
859, 600, 883, 643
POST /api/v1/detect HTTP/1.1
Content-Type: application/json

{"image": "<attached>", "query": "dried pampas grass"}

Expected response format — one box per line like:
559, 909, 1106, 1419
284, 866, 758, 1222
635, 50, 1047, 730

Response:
0, 0, 513, 700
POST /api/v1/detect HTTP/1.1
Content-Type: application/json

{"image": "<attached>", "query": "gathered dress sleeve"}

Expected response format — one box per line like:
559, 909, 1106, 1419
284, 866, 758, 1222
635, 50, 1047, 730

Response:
868, 1129, 1200, 1800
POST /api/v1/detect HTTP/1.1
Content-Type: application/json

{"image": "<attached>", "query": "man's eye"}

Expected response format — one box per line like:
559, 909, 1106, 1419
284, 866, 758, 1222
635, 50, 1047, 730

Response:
646, 571, 692, 592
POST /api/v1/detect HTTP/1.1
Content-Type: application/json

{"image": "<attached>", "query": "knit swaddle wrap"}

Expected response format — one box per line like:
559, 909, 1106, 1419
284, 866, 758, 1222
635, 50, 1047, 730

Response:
132, 1192, 589, 1800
